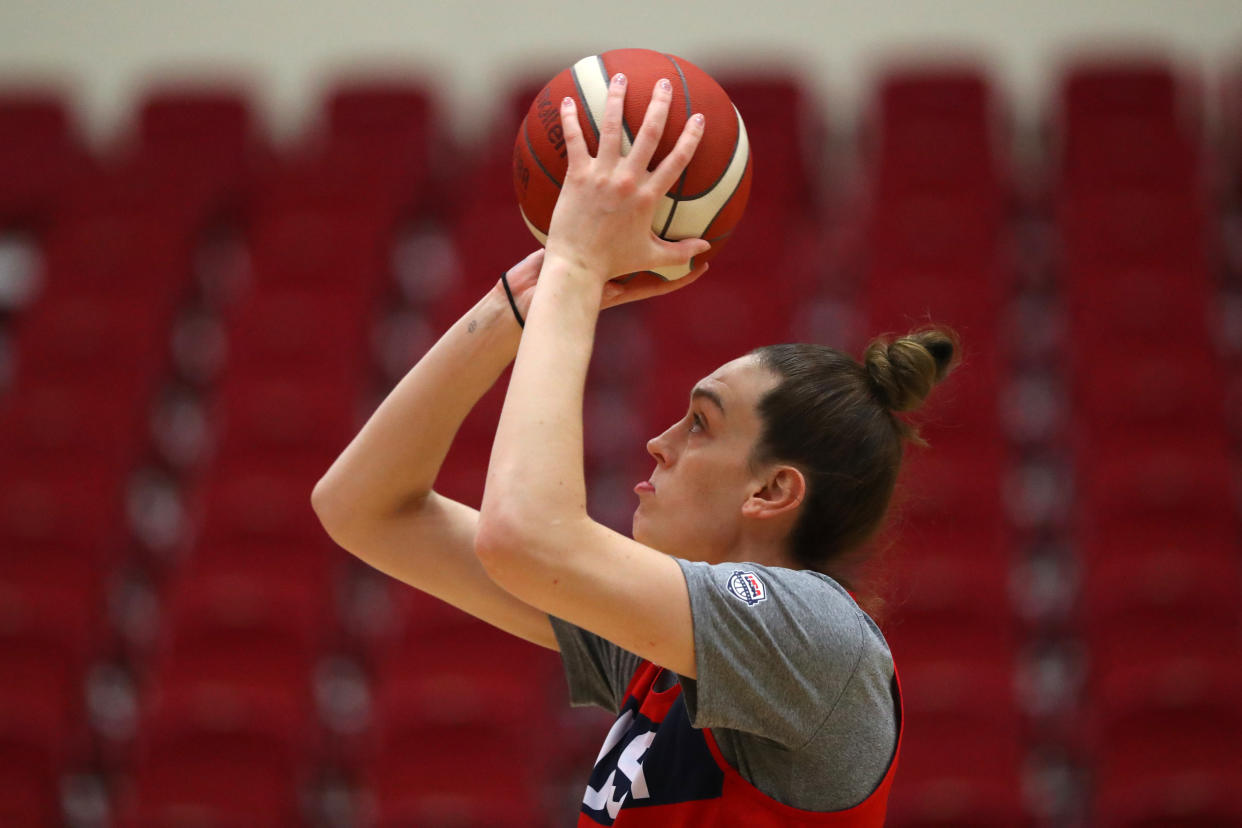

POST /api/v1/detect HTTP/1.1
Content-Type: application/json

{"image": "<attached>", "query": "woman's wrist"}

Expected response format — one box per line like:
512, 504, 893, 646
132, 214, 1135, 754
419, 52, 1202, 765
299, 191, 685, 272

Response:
476, 283, 523, 334
540, 250, 609, 293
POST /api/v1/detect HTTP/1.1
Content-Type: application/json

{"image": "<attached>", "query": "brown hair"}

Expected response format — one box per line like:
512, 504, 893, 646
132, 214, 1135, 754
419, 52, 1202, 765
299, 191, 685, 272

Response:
750, 327, 957, 624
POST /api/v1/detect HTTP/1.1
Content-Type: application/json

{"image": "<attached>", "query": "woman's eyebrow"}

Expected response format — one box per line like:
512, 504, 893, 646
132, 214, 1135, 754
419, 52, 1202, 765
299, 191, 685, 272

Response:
691, 386, 726, 417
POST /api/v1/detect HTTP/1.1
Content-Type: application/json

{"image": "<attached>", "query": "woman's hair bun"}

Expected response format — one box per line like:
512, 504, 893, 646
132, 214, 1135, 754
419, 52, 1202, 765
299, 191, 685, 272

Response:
863, 327, 958, 413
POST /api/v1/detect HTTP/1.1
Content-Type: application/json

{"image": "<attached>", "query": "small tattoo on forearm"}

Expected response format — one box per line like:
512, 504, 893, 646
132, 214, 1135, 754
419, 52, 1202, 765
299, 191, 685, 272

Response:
468, 319, 477, 333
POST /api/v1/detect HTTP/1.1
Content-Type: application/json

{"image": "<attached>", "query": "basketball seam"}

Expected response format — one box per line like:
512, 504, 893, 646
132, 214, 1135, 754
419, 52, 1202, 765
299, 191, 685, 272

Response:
596, 54, 634, 146
571, 64, 600, 142
677, 107, 744, 201
523, 117, 563, 190
697, 150, 751, 245
658, 53, 692, 240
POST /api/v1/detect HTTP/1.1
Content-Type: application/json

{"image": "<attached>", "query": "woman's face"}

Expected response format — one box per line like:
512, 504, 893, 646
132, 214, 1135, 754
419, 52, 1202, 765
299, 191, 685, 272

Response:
633, 354, 780, 562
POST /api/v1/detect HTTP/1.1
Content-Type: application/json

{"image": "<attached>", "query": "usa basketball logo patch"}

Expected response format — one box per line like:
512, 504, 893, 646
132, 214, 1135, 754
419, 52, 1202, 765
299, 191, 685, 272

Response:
726, 570, 768, 606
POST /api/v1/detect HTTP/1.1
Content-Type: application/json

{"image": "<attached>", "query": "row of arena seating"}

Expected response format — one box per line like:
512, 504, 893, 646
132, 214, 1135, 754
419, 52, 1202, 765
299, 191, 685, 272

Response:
0, 55, 1240, 826
1053, 65, 1242, 827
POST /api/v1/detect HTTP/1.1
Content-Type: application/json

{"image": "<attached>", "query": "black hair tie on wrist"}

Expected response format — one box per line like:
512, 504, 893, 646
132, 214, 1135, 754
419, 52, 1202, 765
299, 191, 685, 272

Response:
501, 271, 524, 329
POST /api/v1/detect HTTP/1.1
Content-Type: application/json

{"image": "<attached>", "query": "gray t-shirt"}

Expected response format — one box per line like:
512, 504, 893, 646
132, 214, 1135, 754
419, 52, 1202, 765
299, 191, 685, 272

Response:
550, 559, 899, 812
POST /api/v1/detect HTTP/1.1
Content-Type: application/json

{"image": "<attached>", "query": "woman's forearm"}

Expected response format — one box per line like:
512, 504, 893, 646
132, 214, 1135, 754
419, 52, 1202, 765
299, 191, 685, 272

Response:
312, 283, 521, 530
480, 253, 603, 539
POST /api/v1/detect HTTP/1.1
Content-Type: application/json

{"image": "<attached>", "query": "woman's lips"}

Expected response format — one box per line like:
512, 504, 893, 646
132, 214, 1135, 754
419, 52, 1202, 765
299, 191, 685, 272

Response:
634, 480, 655, 494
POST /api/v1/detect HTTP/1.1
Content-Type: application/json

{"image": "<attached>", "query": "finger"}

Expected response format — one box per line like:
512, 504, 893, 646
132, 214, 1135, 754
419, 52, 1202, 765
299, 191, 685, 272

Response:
503, 248, 546, 293
652, 236, 713, 269
649, 112, 705, 195
627, 78, 673, 172
602, 263, 709, 309
560, 96, 589, 169
597, 73, 628, 161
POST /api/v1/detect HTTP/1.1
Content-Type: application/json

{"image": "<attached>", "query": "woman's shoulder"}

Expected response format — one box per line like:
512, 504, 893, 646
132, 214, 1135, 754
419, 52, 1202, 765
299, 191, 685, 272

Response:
791, 567, 894, 661
681, 559, 853, 614
680, 559, 890, 660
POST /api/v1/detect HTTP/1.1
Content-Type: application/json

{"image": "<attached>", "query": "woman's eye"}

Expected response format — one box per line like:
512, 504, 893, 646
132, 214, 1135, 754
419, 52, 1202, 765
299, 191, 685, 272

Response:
689, 413, 704, 433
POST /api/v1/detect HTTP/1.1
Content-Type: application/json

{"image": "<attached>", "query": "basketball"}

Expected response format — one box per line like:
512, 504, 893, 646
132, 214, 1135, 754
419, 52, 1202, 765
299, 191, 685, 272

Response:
513, 48, 754, 280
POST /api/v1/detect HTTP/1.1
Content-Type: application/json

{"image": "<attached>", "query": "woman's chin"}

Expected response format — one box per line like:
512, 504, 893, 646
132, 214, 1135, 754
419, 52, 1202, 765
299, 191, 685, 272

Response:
631, 510, 647, 544
632, 510, 660, 548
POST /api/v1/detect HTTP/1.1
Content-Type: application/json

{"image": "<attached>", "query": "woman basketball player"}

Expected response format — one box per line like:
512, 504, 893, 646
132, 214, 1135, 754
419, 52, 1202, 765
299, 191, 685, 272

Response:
313, 74, 956, 826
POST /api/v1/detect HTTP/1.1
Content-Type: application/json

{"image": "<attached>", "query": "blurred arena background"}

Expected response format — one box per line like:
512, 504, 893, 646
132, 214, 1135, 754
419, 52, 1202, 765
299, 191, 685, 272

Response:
1, 1, 1241, 826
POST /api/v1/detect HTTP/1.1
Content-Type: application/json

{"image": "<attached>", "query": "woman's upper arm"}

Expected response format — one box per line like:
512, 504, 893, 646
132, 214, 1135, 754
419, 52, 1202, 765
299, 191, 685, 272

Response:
476, 518, 696, 676
676, 563, 865, 749
323, 492, 559, 650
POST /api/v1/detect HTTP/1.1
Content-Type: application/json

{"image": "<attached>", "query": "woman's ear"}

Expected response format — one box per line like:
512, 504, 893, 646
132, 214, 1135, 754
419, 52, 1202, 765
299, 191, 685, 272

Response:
742, 465, 806, 520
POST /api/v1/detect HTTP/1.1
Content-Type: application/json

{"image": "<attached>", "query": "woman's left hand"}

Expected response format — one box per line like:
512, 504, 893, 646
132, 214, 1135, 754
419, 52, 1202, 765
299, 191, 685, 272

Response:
502, 247, 708, 319
543, 73, 712, 283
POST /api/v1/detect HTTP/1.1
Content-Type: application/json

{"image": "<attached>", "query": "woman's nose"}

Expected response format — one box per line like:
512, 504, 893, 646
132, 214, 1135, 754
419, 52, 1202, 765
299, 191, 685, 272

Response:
647, 434, 669, 466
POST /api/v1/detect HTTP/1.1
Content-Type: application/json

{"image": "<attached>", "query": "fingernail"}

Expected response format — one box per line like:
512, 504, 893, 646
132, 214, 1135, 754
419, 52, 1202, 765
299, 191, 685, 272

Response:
562, 96, 574, 109
659, 78, 672, 93
613, 73, 626, 87
693, 113, 705, 127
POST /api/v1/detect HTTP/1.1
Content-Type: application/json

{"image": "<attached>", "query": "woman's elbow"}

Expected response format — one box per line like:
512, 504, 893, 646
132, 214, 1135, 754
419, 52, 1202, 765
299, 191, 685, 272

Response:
310, 476, 356, 546
473, 510, 525, 579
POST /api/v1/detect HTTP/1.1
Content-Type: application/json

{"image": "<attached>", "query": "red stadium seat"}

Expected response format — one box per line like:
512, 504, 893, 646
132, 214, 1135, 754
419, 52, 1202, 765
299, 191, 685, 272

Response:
363, 722, 550, 828
895, 654, 1018, 726
1062, 260, 1213, 346
886, 540, 1013, 621
433, 425, 500, 510
1093, 776, 1242, 828
879, 67, 993, 130
361, 614, 557, 824
371, 621, 561, 730
185, 536, 341, 604
1077, 546, 1242, 641
147, 607, 323, 728
885, 602, 1019, 669
186, 456, 327, 547
245, 207, 390, 292
462, 75, 559, 205
869, 65, 1005, 201
210, 373, 361, 462
119, 692, 309, 828
221, 284, 374, 382
101, 85, 270, 222
161, 566, 334, 647
887, 708, 1026, 828
137, 86, 256, 157
893, 441, 1007, 530
1077, 521, 1238, 569
1060, 59, 1186, 135
1086, 658, 1242, 826
1061, 118, 1200, 194
864, 261, 1004, 346
7, 292, 176, 388
0, 90, 90, 226
868, 191, 1004, 273
263, 79, 438, 219
1069, 341, 1224, 436
0, 459, 130, 560
325, 81, 433, 147
35, 209, 191, 297
0, 724, 62, 827
1085, 614, 1242, 685
441, 201, 543, 320
712, 70, 824, 211
1056, 58, 1200, 194
1057, 189, 1207, 269
0, 622, 92, 766
884, 346, 1003, 442
0, 380, 149, 469
1074, 434, 1237, 532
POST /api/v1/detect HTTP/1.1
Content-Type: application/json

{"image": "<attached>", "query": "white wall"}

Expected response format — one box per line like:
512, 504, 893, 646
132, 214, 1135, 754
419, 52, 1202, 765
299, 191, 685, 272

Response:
1, 0, 1240, 148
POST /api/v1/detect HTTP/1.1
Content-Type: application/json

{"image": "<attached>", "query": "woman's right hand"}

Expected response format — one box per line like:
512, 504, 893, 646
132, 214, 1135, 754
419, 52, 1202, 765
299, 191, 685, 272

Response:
501, 247, 706, 320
